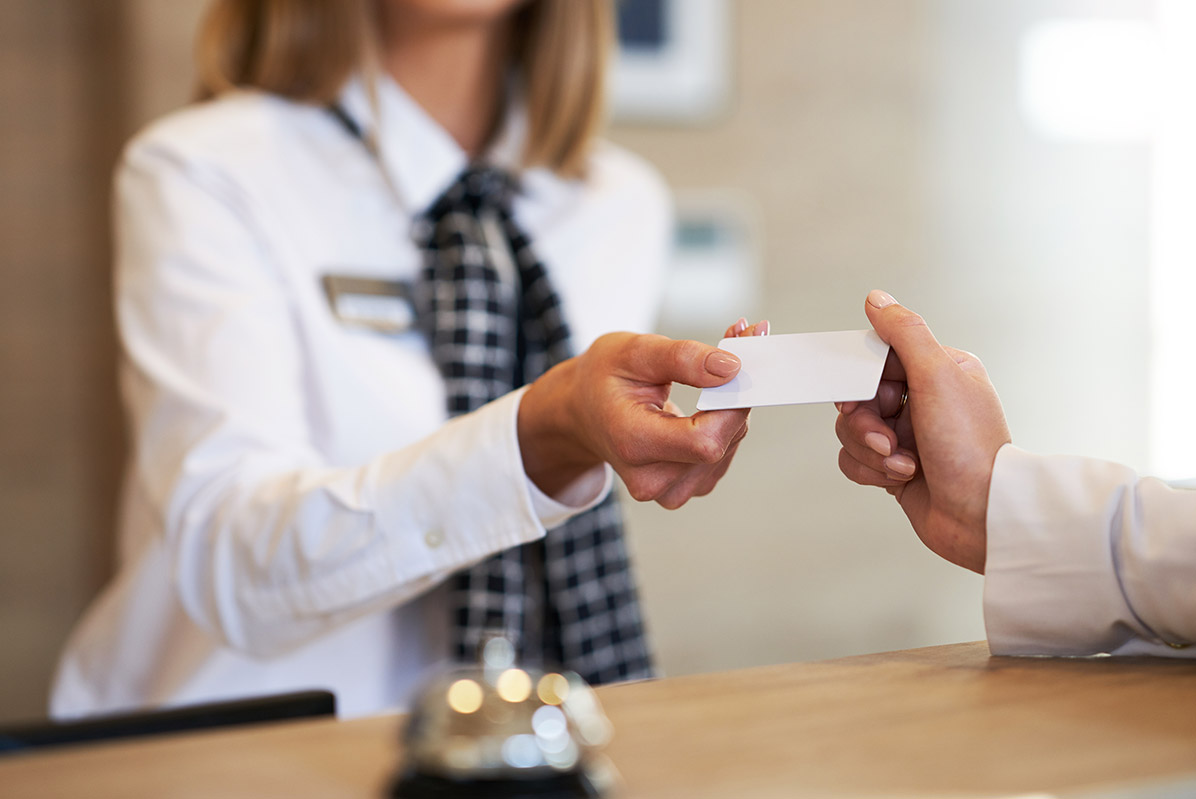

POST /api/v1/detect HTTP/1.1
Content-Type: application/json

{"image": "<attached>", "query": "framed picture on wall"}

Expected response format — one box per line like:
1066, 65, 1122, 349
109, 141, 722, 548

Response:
611, 0, 731, 123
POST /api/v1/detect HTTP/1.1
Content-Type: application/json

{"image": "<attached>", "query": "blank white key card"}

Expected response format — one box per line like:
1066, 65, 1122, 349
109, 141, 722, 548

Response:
696, 330, 890, 411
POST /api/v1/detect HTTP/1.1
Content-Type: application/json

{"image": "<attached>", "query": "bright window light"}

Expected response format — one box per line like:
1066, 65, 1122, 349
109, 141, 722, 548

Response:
1019, 20, 1160, 141
1149, 0, 1196, 480
1020, 11, 1196, 479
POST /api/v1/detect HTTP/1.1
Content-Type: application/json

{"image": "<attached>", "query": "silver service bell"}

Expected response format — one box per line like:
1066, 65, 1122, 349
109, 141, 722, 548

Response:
390, 636, 618, 798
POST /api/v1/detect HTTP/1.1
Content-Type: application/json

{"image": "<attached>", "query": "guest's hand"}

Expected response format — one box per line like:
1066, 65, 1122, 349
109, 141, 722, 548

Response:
519, 318, 766, 509
835, 291, 1010, 573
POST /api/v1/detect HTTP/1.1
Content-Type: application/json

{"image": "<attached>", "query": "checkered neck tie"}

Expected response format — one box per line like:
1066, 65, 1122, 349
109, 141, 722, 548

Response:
411, 165, 654, 685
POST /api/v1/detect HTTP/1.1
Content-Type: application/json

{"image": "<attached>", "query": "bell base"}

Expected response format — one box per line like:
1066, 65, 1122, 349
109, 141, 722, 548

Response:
391, 768, 602, 798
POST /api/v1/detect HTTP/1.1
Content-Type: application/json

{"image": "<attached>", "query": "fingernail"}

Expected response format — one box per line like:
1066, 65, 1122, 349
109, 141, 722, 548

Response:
735, 317, 748, 334
864, 432, 892, 457
834, 402, 843, 413
867, 290, 897, 309
755, 320, 770, 336
884, 454, 916, 476
706, 351, 741, 377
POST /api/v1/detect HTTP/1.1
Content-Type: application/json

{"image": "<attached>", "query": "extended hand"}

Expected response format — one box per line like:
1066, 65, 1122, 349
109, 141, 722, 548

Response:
519, 320, 764, 509
835, 291, 1010, 572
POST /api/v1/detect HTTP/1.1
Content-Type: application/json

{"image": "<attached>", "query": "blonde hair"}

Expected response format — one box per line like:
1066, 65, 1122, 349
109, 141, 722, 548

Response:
196, 0, 614, 176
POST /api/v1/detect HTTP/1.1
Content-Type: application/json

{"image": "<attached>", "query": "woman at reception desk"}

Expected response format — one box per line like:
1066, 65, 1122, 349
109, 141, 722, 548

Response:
49, 0, 758, 721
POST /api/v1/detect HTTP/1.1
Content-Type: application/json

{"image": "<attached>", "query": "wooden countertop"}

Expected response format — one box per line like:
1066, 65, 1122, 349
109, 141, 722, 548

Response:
3, 641, 1195, 797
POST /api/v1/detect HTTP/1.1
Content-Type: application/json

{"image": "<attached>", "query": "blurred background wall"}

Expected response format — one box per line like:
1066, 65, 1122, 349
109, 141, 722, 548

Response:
0, 0, 1165, 722
1, 1, 129, 725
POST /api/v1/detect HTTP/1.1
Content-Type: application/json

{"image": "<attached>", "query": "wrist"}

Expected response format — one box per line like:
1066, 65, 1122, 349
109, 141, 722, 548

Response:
517, 359, 601, 497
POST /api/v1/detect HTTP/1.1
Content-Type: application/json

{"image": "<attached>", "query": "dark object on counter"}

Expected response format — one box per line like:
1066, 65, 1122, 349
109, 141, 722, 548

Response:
0, 689, 336, 754
391, 638, 617, 798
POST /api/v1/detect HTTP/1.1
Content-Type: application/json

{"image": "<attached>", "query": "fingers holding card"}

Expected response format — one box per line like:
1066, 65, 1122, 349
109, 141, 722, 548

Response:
724, 317, 770, 339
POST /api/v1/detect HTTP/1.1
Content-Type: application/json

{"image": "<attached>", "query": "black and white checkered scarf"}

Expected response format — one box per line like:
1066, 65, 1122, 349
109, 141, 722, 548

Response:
411, 165, 654, 685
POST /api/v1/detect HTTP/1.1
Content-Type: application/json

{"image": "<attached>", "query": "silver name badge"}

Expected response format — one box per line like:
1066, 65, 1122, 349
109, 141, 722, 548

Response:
322, 274, 415, 334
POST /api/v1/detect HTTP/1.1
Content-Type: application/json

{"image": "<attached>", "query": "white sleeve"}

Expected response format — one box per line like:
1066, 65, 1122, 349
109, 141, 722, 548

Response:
114, 141, 606, 658
983, 444, 1196, 657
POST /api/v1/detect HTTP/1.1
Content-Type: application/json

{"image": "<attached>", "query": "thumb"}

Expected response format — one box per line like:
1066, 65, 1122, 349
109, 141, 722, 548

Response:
622, 334, 742, 388
864, 291, 955, 381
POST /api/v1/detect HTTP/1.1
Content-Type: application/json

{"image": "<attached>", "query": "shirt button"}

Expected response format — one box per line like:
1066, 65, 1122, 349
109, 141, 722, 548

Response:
424, 529, 445, 549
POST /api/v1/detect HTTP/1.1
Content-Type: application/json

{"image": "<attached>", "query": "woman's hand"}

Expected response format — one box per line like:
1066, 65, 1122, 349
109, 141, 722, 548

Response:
519, 318, 766, 509
835, 291, 1010, 573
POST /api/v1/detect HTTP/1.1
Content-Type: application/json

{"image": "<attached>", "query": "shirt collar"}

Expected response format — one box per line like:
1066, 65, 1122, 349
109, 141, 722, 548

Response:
336, 73, 529, 215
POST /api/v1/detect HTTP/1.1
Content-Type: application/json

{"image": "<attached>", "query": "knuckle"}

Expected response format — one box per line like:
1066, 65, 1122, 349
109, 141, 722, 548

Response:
657, 493, 687, 510
669, 338, 707, 371
837, 448, 867, 485
623, 471, 668, 502
958, 350, 990, 376
594, 332, 637, 370
693, 434, 726, 464
893, 307, 930, 330
623, 479, 656, 503
834, 412, 849, 442
625, 332, 664, 362
693, 469, 725, 498
732, 420, 750, 445
601, 331, 635, 350
841, 408, 876, 443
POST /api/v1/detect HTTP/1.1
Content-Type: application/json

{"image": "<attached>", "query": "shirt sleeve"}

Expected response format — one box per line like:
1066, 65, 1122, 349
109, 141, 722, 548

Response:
983, 444, 1196, 657
114, 137, 608, 658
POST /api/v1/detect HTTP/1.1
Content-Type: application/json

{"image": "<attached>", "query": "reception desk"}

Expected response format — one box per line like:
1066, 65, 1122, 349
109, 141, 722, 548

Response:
3, 641, 1195, 797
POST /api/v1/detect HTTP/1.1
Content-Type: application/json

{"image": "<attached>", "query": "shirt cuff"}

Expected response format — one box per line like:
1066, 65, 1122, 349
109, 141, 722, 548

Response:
982, 444, 1139, 656
509, 386, 614, 530
369, 387, 548, 585
527, 464, 613, 530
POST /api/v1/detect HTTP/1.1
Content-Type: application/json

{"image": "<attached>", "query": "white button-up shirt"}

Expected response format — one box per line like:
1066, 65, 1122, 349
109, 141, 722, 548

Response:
985, 445, 1196, 657
51, 77, 671, 719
